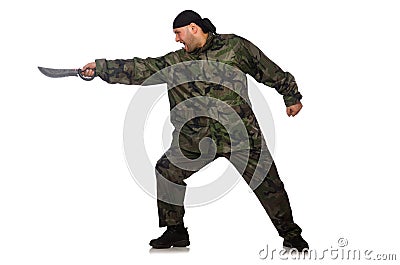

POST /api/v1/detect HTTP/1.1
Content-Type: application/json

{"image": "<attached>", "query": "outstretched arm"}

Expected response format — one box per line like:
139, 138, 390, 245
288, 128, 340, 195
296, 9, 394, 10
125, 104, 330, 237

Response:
81, 53, 179, 85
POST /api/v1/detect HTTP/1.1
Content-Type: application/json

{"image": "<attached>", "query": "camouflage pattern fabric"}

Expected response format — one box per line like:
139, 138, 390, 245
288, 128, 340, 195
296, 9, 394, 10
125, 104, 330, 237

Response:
96, 34, 302, 153
95, 34, 302, 106
95, 33, 303, 239
155, 145, 302, 239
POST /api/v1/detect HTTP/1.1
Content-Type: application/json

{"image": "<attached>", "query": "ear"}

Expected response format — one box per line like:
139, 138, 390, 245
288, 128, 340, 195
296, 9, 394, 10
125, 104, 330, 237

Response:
189, 23, 199, 34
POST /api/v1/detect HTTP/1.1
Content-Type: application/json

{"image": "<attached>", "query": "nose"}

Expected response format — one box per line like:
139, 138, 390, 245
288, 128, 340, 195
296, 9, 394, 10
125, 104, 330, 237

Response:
175, 34, 180, 42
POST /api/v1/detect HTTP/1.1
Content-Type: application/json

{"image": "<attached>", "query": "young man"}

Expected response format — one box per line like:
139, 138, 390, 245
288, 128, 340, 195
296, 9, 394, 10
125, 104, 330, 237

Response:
82, 10, 308, 251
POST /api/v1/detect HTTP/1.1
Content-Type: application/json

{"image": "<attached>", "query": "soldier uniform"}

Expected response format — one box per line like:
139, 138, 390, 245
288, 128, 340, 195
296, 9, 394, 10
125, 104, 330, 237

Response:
94, 10, 307, 250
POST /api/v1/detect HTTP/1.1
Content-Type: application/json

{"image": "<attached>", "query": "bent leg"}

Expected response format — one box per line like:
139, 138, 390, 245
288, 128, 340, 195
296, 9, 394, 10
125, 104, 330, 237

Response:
156, 147, 213, 227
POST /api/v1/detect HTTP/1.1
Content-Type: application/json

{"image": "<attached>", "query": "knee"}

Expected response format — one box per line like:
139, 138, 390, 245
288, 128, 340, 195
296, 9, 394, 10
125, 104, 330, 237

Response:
155, 158, 169, 179
155, 157, 186, 185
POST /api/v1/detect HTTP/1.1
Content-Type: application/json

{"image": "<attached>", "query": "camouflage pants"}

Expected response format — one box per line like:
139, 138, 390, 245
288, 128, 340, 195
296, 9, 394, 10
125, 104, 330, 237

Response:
155, 144, 302, 239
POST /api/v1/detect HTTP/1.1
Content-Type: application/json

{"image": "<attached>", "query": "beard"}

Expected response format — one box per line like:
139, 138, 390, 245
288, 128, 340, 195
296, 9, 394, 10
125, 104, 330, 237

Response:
183, 28, 199, 52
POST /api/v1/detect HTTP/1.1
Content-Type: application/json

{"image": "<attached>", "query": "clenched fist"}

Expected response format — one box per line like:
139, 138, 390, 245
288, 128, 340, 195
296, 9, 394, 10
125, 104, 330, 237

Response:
286, 102, 303, 117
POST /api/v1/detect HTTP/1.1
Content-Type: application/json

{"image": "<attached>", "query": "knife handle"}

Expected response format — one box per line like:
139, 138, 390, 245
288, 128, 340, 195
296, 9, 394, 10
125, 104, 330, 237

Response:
78, 68, 96, 81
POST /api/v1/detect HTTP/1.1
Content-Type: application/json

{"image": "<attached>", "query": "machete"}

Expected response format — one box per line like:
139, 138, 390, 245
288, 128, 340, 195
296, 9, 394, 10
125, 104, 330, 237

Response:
38, 67, 96, 81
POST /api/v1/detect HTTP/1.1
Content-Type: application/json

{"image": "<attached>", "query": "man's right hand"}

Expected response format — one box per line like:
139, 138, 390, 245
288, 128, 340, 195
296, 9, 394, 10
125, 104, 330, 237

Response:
81, 62, 96, 77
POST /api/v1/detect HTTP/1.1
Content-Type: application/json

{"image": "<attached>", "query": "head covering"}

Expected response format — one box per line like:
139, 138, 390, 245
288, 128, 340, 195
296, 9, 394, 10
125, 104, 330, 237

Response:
173, 10, 216, 34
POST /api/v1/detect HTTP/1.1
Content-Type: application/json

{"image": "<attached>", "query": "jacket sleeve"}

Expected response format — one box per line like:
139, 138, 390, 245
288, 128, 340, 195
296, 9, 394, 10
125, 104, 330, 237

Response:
239, 37, 302, 107
95, 52, 176, 85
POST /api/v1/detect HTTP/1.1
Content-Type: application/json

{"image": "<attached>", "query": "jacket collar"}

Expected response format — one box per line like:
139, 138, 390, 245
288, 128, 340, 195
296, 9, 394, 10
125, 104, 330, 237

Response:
189, 33, 215, 55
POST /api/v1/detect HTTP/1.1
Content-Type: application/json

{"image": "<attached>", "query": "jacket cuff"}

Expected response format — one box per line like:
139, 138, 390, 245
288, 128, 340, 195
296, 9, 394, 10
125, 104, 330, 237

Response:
283, 92, 303, 107
95, 59, 107, 76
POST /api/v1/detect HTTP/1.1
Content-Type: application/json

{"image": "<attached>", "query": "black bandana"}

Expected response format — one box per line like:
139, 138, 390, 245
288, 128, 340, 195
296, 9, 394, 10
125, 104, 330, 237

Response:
173, 10, 216, 34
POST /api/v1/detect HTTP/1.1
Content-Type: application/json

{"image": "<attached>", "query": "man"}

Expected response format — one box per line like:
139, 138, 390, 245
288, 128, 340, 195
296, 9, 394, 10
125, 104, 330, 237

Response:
82, 10, 308, 251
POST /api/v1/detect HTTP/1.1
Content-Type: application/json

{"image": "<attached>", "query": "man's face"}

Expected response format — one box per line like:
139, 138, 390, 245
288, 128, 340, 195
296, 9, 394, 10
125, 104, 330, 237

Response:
174, 26, 196, 52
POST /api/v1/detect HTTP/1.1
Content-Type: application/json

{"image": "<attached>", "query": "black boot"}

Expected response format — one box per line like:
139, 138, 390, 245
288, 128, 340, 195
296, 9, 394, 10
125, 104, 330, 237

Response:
283, 235, 309, 252
149, 224, 190, 249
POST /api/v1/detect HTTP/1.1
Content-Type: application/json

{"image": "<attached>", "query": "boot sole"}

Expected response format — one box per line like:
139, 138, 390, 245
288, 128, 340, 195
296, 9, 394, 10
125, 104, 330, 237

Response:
283, 245, 309, 252
151, 239, 190, 249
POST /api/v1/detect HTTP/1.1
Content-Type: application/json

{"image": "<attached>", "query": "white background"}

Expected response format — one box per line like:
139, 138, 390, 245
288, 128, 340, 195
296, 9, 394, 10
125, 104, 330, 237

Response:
1, 0, 399, 264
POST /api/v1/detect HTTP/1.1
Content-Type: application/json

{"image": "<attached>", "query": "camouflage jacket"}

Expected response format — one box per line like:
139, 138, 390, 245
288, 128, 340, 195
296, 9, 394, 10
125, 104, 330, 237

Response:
95, 34, 302, 153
